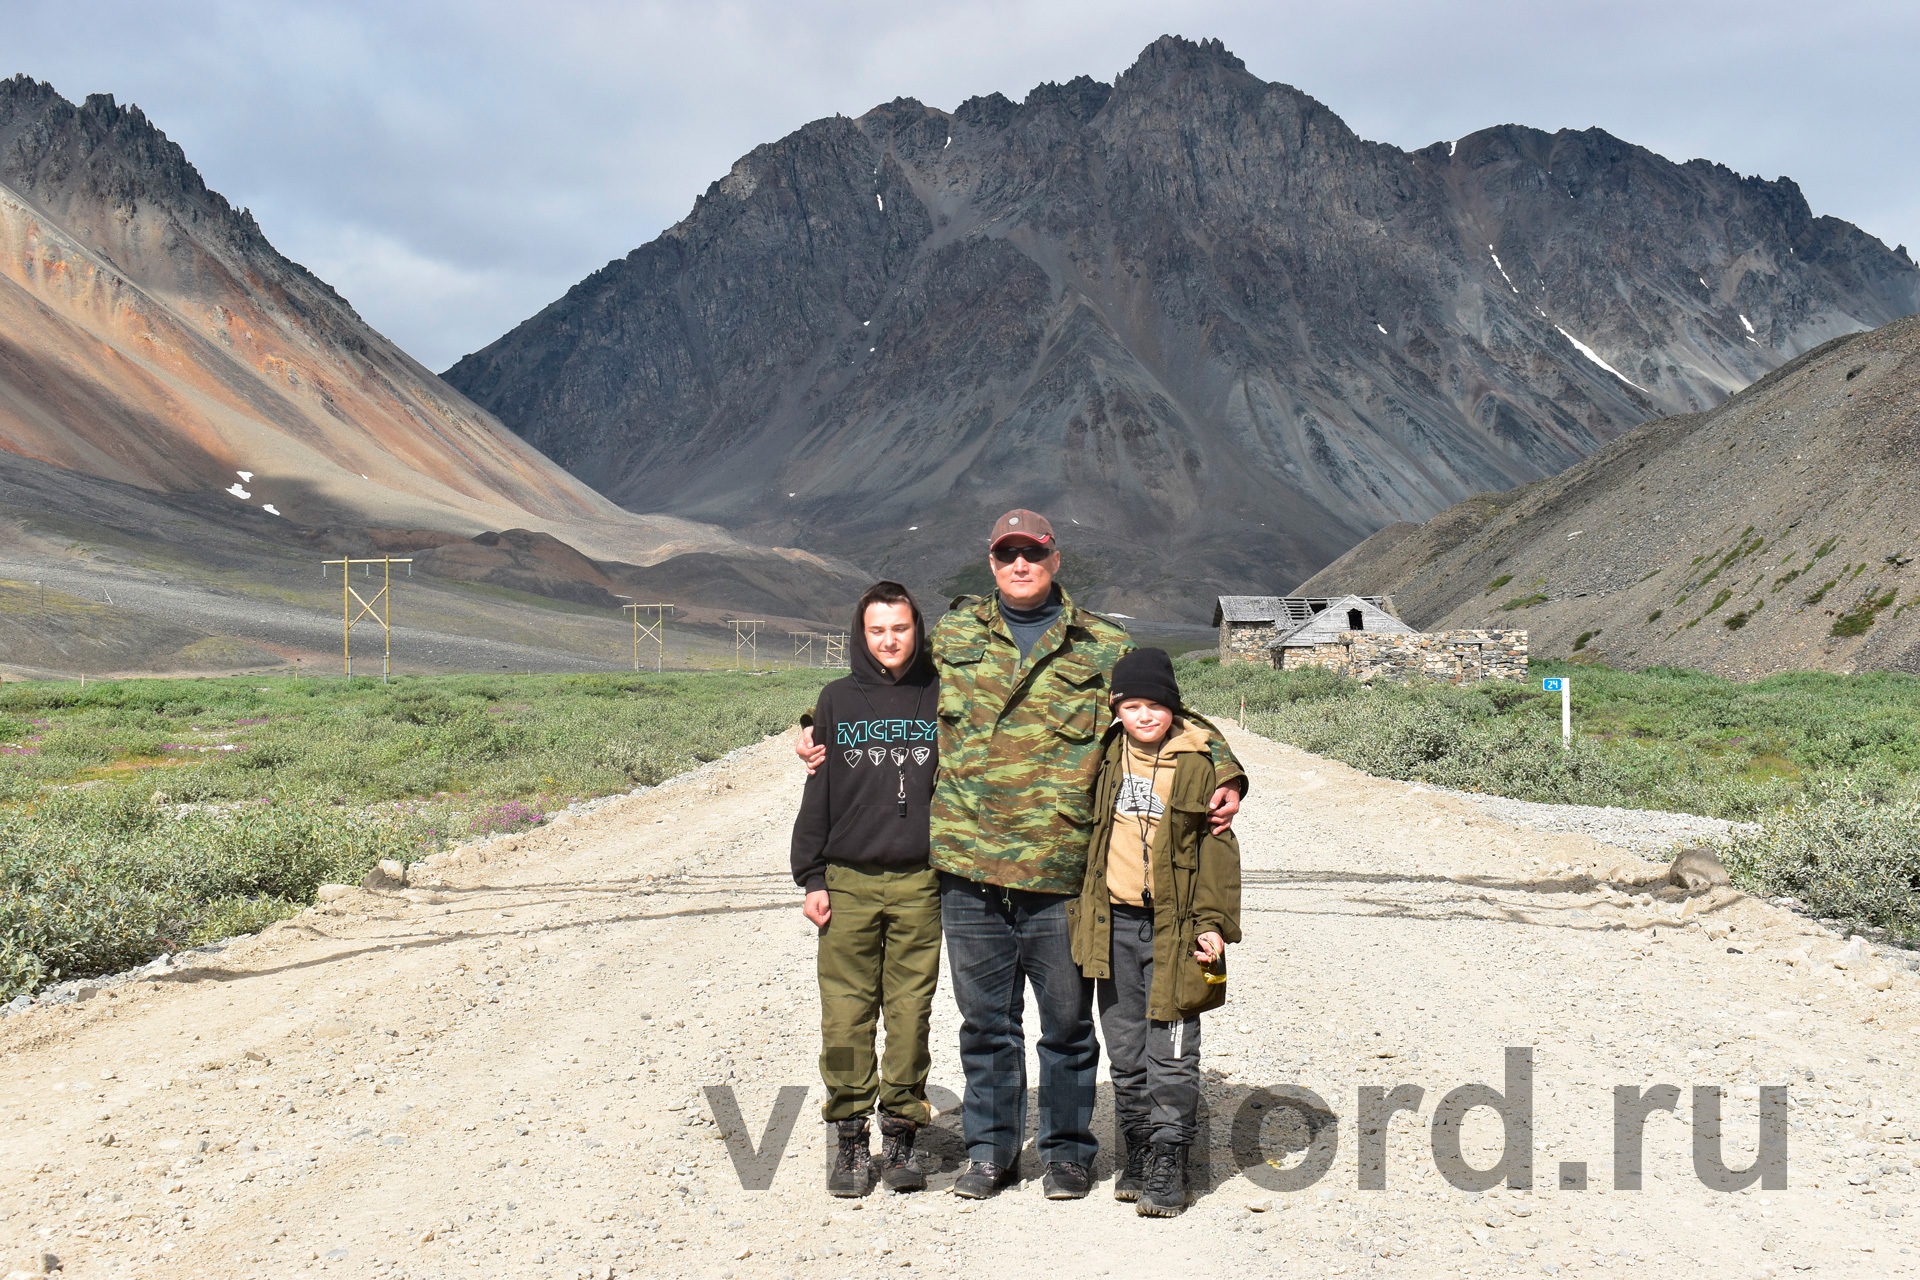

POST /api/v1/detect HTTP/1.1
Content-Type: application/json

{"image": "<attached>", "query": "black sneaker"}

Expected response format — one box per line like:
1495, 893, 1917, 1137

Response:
876, 1115, 925, 1193
951, 1160, 1016, 1199
1042, 1160, 1091, 1199
1135, 1143, 1189, 1217
1112, 1127, 1153, 1201
827, 1118, 871, 1198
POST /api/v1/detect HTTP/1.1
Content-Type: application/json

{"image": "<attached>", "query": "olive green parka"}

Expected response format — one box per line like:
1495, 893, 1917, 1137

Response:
1067, 720, 1243, 1019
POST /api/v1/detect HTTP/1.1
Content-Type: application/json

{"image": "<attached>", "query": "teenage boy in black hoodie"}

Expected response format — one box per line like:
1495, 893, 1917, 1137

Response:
791, 581, 941, 1197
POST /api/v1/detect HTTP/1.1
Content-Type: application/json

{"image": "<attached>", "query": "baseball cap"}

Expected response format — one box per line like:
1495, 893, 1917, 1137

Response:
988, 509, 1056, 550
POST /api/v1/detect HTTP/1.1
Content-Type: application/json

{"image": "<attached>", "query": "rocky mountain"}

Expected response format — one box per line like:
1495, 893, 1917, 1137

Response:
445, 35, 1920, 620
0, 78, 862, 623
1296, 313, 1920, 676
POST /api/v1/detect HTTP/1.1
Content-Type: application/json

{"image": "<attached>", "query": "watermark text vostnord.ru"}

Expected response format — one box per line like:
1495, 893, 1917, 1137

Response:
694, 1049, 1789, 1194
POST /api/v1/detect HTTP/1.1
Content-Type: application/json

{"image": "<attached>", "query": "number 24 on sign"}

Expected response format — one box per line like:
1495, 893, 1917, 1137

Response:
1544, 677, 1570, 748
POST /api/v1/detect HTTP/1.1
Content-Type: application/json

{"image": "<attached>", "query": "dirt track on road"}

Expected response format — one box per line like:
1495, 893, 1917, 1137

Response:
5, 727, 1918, 1280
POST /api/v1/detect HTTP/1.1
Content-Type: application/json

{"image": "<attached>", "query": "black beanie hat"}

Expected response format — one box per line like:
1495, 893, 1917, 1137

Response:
1110, 647, 1182, 711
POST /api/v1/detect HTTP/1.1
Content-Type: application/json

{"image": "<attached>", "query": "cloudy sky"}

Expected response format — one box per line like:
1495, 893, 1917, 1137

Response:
18, 0, 1917, 371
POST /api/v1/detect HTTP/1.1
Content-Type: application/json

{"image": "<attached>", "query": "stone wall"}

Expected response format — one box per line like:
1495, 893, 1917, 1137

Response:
1222, 621, 1282, 663
1276, 630, 1529, 684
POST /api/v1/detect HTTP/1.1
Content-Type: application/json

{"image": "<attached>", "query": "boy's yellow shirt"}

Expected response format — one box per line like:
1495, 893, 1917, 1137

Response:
1104, 721, 1211, 907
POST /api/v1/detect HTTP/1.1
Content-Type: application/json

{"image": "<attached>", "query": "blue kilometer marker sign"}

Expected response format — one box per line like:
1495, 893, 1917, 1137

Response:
1545, 677, 1570, 746
1542, 678, 1563, 691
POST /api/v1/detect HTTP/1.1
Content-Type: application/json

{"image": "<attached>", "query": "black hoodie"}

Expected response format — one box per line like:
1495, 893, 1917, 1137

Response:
789, 596, 939, 895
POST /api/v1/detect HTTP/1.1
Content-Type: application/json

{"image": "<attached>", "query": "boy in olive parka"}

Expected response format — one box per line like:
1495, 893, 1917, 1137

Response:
1067, 648, 1241, 1217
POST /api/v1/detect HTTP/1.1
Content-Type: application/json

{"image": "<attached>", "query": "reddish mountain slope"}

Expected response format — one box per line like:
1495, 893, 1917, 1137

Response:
0, 79, 760, 569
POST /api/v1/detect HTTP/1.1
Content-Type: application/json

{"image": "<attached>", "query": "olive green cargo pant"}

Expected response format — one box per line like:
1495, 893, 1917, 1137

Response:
816, 861, 942, 1124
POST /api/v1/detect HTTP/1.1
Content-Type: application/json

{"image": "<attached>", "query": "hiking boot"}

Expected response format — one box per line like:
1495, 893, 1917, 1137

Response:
1112, 1126, 1153, 1201
876, 1115, 925, 1193
1042, 1160, 1091, 1199
951, 1160, 1016, 1199
827, 1118, 871, 1198
1135, 1143, 1189, 1217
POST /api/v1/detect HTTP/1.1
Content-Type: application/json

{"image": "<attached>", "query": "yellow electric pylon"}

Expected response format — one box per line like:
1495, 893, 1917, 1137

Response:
789, 631, 817, 668
729, 620, 764, 670
623, 602, 674, 672
321, 556, 412, 682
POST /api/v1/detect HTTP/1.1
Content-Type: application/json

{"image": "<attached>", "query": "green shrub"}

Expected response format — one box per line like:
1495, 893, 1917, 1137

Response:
0, 795, 430, 997
1182, 661, 1920, 821
1832, 590, 1897, 638
1501, 594, 1549, 611
1573, 630, 1599, 651
1707, 588, 1734, 613
0, 670, 823, 997
1485, 574, 1514, 594
1723, 786, 1920, 944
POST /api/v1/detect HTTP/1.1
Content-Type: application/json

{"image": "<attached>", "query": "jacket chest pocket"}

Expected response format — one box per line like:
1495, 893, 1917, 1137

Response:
936, 642, 984, 722
1159, 809, 1205, 901
1042, 658, 1105, 742
1168, 805, 1205, 874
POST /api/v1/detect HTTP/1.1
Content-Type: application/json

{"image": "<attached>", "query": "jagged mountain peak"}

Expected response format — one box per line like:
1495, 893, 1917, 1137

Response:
444, 39, 1920, 619
1121, 34, 1249, 82
1020, 75, 1111, 121
0, 77, 241, 232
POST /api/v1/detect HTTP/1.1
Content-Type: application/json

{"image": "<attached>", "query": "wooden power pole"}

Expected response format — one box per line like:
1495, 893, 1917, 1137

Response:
623, 603, 674, 672
321, 556, 412, 683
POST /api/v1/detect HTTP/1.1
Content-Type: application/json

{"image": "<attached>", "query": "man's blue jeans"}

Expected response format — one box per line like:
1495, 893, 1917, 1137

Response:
940, 872, 1099, 1170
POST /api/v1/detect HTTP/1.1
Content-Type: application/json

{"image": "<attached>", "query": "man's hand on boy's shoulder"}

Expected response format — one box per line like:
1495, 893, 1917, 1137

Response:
1207, 778, 1244, 833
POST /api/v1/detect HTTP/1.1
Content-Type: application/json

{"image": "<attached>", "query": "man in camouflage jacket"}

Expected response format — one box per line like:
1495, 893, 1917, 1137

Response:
928, 588, 1245, 888
927, 510, 1245, 1201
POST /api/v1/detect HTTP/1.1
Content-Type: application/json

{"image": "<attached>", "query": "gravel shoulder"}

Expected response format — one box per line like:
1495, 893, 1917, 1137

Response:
3, 727, 1918, 1280
1425, 784, 1763, 857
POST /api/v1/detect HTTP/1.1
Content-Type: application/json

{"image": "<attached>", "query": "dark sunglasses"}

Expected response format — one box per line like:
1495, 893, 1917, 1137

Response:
991, 544, 1053, 565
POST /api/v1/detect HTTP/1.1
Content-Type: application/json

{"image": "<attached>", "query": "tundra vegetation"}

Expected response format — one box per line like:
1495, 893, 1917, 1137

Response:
7, 660, 1919, 998
1182, 660, 1920, 944
0, 672, 819, 998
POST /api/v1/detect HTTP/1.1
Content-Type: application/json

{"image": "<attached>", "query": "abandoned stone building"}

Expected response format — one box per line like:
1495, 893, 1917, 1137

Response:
1212, 594, 1400, 663
1212, 593, 1529, 685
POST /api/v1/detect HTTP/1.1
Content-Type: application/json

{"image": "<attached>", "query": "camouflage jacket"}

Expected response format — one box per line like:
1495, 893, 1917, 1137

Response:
928, 588, 1246, 894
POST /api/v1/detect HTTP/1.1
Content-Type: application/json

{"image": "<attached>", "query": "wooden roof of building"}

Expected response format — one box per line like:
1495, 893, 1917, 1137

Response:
1211, 594, 1390, 627
1266, 594, 1419, 648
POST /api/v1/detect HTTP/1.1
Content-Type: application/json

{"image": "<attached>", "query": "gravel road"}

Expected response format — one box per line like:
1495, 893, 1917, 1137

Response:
3, 727, 1917, 1280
